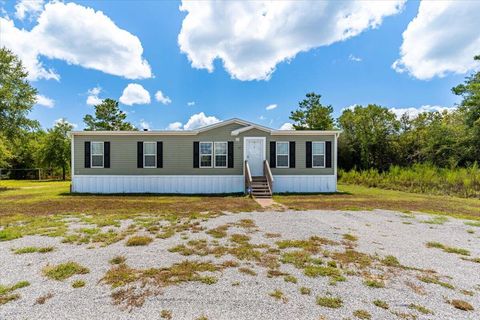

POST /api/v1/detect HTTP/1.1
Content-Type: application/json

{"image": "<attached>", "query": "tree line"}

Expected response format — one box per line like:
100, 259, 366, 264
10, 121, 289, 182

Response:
289, 56, 480, 171
0, 48, 136, 179
1, 47, 479, 181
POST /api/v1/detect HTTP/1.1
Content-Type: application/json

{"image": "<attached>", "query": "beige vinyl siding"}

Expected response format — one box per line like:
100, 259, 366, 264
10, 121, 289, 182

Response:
73, 124, 336, 176
235, 128, 335, 175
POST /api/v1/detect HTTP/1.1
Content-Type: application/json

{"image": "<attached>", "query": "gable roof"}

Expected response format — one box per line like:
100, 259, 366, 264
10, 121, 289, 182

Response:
70, 118, 341, 136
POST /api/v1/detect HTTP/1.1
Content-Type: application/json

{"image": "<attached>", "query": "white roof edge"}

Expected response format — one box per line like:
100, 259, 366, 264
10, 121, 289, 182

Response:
70, 130, 198, 136
271, 130, 342, 136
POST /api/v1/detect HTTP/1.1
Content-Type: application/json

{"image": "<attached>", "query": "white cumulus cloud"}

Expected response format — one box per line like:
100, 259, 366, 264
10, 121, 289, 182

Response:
15, 0, 44, 20
86, 87, 103, 106
167, 112, 221, 130
393, 1, 480, 80
119, 83, 151, 106
1, 1, 152, 81
36, 94, 54, 108
389, 105, 457, 119
265, 104, 277, 111
349, 54, 362, 62
139, 119, 151, 130
279, 122, 294, 130
187, 101, 195, 106
166, 122, 183, 131
178, 0, 405, 81
155, 90, 172, 105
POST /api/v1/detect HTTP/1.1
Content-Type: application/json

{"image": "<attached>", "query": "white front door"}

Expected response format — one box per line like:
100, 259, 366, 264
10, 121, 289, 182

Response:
244, 137, 265, 176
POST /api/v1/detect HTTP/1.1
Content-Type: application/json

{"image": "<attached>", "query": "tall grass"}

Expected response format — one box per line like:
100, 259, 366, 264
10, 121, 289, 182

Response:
339, 163, 480, 198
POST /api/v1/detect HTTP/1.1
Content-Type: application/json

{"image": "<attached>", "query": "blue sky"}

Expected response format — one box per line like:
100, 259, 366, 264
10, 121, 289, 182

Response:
2, 0, 479, 130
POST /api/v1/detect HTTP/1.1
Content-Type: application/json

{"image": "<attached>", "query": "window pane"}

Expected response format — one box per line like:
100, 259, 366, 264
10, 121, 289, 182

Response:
200, 143, 212, 154
201, 155, 212, 167
92, 142, 103, 155
313, 155, 324, 167
277, 155, 288, 167
92, 155, 103, 167
144, 155, 156, 167
312, 142, 324, 155
144, 142, 156, 155
277, 142, 288, 155
215, 155, 227, 167
215, 142, 227, 155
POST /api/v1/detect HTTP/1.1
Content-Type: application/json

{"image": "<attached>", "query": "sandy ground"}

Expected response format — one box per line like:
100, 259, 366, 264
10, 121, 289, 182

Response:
1, 209, 479, 320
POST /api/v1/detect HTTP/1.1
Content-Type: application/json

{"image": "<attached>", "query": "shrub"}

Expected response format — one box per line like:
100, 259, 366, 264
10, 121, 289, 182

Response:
126, 236, 153, 246
43, 262, 89, 281
339, 163, 480, 198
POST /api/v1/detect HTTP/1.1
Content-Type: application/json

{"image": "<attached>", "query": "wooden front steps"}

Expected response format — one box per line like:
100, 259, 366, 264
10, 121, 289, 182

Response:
251, 176, 272, 198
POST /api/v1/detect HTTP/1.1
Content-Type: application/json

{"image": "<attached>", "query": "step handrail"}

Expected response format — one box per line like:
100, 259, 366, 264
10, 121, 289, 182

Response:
264, 160, 274, 194
244, 160, 253, 195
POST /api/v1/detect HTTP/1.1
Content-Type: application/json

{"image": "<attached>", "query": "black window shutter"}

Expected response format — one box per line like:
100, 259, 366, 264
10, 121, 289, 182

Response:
269, 141, 276, 168
104, 142, 110, 168
84, 141, 91, 168
193, 142, 199, 168
325, 141, 332, 168
227, 141, 234, 168
306, 141, 312, 168
137, 141, 143, 168
157, 141, 163, 168
289, 141, 295, 168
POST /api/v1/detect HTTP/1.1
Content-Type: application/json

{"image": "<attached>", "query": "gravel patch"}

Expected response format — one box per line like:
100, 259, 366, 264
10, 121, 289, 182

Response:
1, 209, 479, 319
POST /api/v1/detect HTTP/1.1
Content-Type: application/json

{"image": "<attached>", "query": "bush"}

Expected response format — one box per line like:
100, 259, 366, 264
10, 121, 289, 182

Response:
339, 163, 480, 198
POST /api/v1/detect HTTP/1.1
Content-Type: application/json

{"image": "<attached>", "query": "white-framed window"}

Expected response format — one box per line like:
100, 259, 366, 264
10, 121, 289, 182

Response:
143, 142, 157, 168
312, 141, 325, 168
91, 141, 104, 168
276, 141, 289, 168
214, 142, 227, 168
200, 142, 213, 168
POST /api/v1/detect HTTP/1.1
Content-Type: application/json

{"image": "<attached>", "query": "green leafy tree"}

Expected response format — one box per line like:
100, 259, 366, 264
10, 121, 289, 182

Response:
0, 47, 39, 140
452, 55, 480, 162
0, 135, 12, 168
338, 104, 400, 170
39, 119, 73, 180
290, 92, 334, 130
83, 99, 135, 131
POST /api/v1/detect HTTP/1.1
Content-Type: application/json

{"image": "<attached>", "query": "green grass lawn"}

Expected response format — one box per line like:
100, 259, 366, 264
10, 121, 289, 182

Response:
0, 180, 260, 217
275, 184, 480, 220
1, 180, 479, 221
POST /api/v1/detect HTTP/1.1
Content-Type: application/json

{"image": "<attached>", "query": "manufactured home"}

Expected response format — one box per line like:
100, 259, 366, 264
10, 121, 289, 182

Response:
70, 119, 340, 196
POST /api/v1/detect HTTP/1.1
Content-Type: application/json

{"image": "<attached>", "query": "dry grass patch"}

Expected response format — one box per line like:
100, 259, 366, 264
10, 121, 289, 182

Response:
110, 255, 127, 265
448, 299, 474, 311
343, 233, 358, 241
353, 309, 371, 319
284, 275, 297, 284
299, 287, 311, 295
238, 267, 257, 276
316, 295, 343, 308
35, 292, 54, 305
160, 310, 172, 319
363, 278, 385, 288
206, 225, 229, 239
125, 235, 153, 246
373, 299, 389, 309
409, 303, 433, 314
43, 262, 89, 281
330, 250, 372, 269
13, 246, 54, 254
381, 255, 401, 267
0, 281, 30, 305
72, 280, 86, 288
417, 275, 454, 289
426, 241, 470, 256
269, 289, 286, 302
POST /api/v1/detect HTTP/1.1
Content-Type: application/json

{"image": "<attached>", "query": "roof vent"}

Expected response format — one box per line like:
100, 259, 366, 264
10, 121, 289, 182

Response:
143, 129, 148, 131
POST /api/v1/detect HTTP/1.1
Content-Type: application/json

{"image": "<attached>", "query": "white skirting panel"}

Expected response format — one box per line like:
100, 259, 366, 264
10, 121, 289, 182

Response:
72, 175, 244, 194
272, 175, 336, 193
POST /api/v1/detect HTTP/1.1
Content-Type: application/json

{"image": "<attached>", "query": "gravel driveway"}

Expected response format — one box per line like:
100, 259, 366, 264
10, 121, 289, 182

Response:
1, 209, 479, 320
